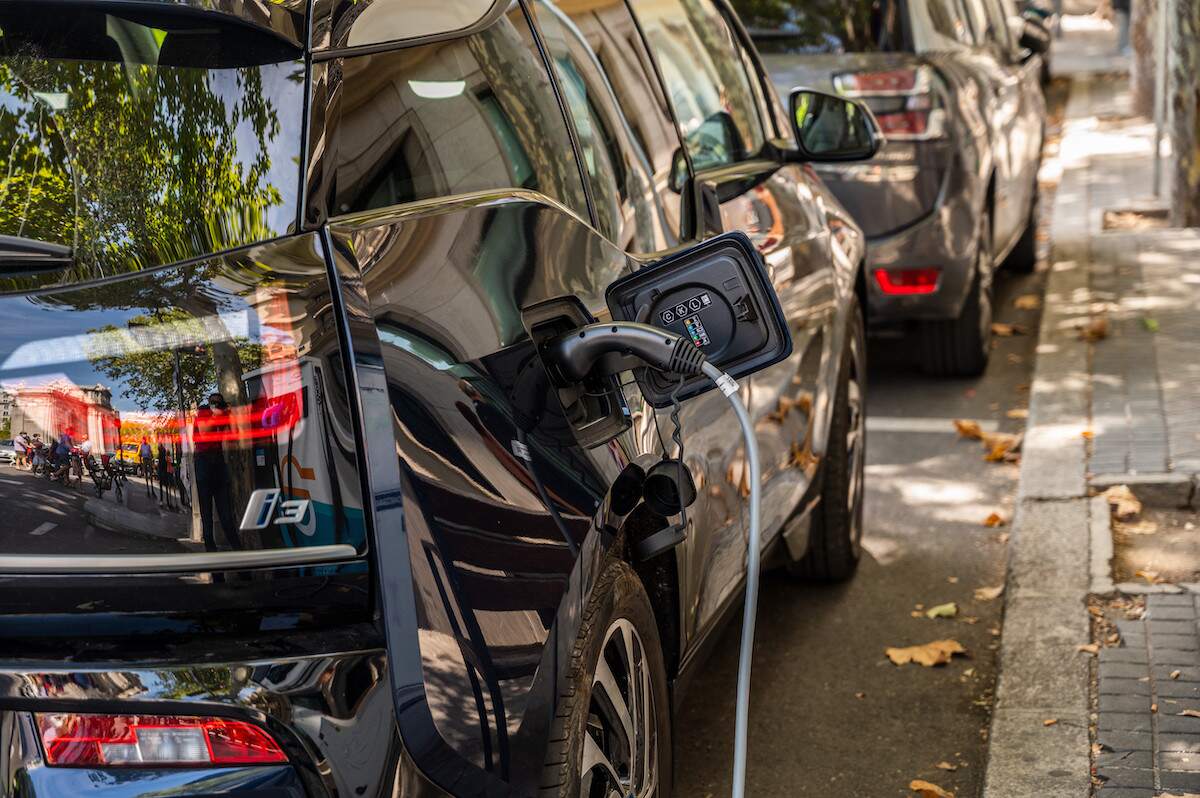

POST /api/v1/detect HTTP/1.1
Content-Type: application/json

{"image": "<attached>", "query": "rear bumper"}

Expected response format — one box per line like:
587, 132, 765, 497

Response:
0, 652, 450, 798
864, 186, 977, 324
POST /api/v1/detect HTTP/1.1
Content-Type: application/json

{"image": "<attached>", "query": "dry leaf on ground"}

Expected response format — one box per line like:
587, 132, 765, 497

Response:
1014, 294, 1041, 310
974, 584, 1005, 602
926, 602, 958, 619
991, 322, 1028, 337
954, 419, 984, 439
910, 779, 955, 798
1172, 670, 1182, 680
935, 761, 957, 771
1119, 519, 1159, 535
1136, 569, 1161, 584
983, 512, 1006, 528
1178, 709, 1200, 718
981, 431, 1020, 462
1076, 643, 1100, 655
1103, 485, 1143, 521
886, 639, 967, 667
1043, 718, 1058, 727
1006, 408, 1029, 419
1079, 316, 1110, 342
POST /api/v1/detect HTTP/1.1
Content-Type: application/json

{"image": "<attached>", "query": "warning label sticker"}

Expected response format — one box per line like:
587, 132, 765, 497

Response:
683, 315, 710, 347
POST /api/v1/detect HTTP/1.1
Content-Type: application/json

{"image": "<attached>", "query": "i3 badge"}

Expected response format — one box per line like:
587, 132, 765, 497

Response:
240, 488, 311, 530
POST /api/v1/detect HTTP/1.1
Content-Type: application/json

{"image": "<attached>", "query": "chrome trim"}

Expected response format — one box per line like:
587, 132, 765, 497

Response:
0, 544, 359, 574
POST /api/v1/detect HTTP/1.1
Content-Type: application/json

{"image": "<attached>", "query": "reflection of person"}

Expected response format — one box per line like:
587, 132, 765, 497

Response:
194, 391, 239, 551
156, 442, 174, 510
13, 432, 28, 469
139, 437, 154, 496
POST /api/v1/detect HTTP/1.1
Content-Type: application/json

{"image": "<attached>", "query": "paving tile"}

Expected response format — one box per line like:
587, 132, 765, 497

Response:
1154, 681, 1200, 699
1093, 789, 1153, 798
1158, 734, 1200, 753
1152, 634, 1200, 651
1147, 649, 1200, 666
1146, 606, 1198, 620
1095, 766, 1154, 788
1097, 750, 1153, 769
1160, 751, 1200, 771
1160, 769, 1200, 791
1149, 620, 1199, 636
1101, 662, 1152, 679
1102, 648, 1151, 664
1098, 729, 1153, 752
1101, 694, 1154, 714
1100, 677, 1152, 696
1150, 595, 1198, 608
1098, 712, 1154, 732
1157, 714, 1200, 734
1153, 666, 1200, 682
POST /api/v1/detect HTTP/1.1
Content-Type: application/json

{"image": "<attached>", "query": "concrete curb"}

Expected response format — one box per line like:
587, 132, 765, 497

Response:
1089, 472, 1198, 510
981, 77, 1097, 798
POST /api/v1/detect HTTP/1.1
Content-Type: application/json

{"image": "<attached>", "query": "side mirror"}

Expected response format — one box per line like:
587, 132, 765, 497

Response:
605, 232, 792, 407
1018, 18, 1050, 54
788, 88, 883, 163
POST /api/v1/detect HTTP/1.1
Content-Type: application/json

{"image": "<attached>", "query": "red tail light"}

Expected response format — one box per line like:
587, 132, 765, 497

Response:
874, 268, 941, 295
37, 713, 288, 767
833, 66, 946, 141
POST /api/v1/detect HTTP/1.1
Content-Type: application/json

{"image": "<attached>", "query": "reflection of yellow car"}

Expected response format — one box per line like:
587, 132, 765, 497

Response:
111, 443, 142, 472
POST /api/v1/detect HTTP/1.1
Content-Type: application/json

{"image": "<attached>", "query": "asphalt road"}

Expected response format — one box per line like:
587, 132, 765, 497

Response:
673, 260, 1048, 796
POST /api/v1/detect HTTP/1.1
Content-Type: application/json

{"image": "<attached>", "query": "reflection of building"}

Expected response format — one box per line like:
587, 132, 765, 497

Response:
7, 380, 119, 449
0, 389, 11, 429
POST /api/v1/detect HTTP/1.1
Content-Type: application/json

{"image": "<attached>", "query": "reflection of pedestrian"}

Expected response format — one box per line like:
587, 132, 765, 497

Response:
194, 392, 239, 551
139, 437, 154, 496
156, 442, 174, 510
13, 432, 28, 470
1113, 0, 1131, 54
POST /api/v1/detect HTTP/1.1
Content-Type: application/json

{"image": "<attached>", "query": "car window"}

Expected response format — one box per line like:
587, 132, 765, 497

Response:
0, 248, 366, 566
732, 0, 905, 55
632, 0, 767, 173
328, 6, 590, 220
527, 0, 684, 252
0, 7, 304, 290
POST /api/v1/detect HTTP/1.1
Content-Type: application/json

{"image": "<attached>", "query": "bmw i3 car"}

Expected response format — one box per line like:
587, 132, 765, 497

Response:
0, 1, 877, 796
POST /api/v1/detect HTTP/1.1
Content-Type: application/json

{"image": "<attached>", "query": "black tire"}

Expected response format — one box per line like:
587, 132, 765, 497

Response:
1004, 184, 1040, 274
541, 560, 671, 798
919, 214, 994, 377
789, 298, 866, 581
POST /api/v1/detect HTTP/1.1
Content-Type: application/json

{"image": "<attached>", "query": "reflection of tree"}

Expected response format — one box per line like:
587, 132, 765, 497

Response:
731, 0, 881, 50
86, 309, 263, 414
0, 46, 299, 290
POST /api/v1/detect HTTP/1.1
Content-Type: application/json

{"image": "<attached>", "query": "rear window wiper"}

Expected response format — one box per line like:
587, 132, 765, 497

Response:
0, 234, 73, 274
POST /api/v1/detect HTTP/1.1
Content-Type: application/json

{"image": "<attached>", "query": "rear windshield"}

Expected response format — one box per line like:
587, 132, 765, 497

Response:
0, 6, 304, 289
733, 0, 906, 54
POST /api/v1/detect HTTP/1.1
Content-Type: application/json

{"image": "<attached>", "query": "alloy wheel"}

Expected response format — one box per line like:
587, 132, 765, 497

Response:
581, 618, 657, 798
845, 332, 866, 554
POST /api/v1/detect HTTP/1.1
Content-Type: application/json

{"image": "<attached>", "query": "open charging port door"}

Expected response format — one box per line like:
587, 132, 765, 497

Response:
606, 231, 792, 408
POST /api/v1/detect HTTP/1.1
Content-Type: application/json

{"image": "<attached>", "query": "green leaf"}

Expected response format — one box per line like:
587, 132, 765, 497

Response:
925, 602, 958, 619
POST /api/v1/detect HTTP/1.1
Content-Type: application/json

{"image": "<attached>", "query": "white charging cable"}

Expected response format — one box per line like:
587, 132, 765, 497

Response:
700, 361, 760, 798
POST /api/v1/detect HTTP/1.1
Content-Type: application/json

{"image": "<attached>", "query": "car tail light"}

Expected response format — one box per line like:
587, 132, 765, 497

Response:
874, 268, 941, 295
36, 713, 288, 767
833, 66, 946, 141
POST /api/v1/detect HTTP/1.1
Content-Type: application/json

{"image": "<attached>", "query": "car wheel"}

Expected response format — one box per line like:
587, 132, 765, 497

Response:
788, 297, 865, 581
541, 560, 671, 798
919, 214, 993, 377
1004, 185, 1040, 274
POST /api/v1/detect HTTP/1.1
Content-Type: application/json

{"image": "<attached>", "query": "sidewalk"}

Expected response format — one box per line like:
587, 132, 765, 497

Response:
983, 16, 1200, 798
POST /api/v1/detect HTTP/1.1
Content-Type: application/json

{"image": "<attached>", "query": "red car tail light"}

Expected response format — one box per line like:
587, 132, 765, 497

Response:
37, 713, 288, 767
874, 267, 941, 295
833, 66, 946, 141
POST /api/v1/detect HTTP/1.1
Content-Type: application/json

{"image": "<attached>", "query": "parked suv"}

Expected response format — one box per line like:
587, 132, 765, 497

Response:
0, 2, 876, 796
737, 0, 1048, 375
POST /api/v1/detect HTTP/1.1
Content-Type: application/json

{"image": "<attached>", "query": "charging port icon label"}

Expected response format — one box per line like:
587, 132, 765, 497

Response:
661, 291, 711, 325
683, 315, 710, 347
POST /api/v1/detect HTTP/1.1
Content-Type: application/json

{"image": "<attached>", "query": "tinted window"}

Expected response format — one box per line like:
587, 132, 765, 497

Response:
0, 7, 304, 290
734, 0, 905, 54
529, 0, 684, 250
633, 0, 766, 171
0, 246, 365, 566
329, 7, 589, 219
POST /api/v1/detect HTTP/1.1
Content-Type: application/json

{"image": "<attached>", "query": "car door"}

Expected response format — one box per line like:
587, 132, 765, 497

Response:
630, 0, 849, 654
962, 0, 1039, 251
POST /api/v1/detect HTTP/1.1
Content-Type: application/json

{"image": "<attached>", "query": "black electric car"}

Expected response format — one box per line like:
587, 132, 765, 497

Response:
736, 0, 1049, 376
0, 2, 877, 796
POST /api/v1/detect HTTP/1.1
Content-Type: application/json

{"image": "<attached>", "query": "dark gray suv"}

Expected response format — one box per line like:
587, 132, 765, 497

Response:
738, 0, 1049, 375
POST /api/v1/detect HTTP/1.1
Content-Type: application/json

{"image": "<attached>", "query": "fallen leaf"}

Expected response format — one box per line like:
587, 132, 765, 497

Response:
991, 322, 1028, 336
983, 512, 1006, 528
954, 419, 984, 439
974, 584, 1005, 602
935, 761, 958, 771
1006, 407, 1029, 419
1108, 632, 1120, 644
947, 576, 959, 584
911, 610, 924, 617
961, 616, 979, 624
766, 396, 797, 423
1178, 709, 1200, 718
926, 602, 958, 619
1079, 316, 1109, 341
1103, 485, 1143, 521
910, 779, 955, 798
886, 639, 968, 667
1136, 569, 1161, 584
1081, 429, 1094, 440
1153, 703, 1159, 713
855, 691, 866, 699
1172, 670, 1182, 680
981, 431, 1020, 462
1076, 643, 1100, 655
1014, 294, 1041, 310
1143, 317, 1160, 332
1043, 718, 1057, 727
1119, 519, 1159, 535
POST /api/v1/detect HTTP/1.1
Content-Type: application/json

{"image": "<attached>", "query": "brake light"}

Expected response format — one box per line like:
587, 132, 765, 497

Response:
37, 713, 288, 767
833, 66, 946, 141
874, 268, 941, 295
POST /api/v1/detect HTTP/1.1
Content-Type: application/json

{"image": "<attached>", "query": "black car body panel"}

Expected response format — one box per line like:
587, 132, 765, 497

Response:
0, 1, 865, 795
